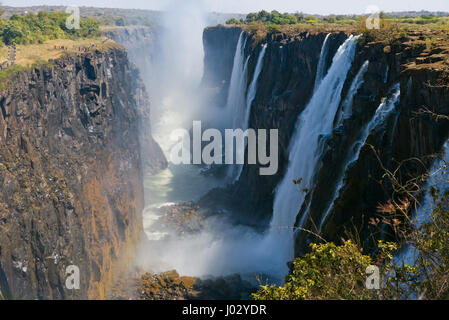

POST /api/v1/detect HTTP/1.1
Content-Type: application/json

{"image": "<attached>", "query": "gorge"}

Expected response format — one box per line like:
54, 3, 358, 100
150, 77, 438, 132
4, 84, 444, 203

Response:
106, 19, 449, 287
1, 7, 449, 300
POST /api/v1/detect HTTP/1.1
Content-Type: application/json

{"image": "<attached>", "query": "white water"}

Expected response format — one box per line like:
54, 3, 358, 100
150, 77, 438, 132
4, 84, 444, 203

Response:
336, 60, 370, 126
319, 84, 401, 230
314, 33, 331, 91
224, 32, 250, 182
225, 32, 249, 130
261, 35, 360, 275
233, 44, 268, 183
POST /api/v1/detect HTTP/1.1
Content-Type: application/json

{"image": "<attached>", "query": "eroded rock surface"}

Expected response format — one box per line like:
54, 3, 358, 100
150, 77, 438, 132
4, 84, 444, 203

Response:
0, 47, 165, 299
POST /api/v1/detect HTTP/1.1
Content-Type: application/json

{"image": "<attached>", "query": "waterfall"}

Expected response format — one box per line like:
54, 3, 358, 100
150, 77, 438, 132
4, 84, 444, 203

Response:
225, 32, 249, 129
313, 33, 331, 91
264, 35, 360, 275
232, 44, 268, 183
335, 61, 369, 126
244, 44, 268, 135
319, 84, 401, 230
224, 32, 250, 182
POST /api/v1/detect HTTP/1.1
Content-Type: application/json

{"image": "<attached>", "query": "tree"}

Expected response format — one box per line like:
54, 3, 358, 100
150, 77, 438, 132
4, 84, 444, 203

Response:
225, 18, 239, 25
3, 22, 23, 45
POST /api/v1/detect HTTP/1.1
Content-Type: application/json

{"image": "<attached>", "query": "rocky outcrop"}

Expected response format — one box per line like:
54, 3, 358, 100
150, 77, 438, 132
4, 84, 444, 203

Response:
110, 269, 256, 300
0, 47, 164, 299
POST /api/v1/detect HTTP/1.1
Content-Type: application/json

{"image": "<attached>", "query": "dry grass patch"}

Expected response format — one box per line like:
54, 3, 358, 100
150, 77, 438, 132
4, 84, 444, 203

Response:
7, 37, 122, 68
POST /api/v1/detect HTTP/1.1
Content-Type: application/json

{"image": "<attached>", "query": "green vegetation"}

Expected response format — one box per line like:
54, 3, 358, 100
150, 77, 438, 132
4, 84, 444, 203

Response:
253, 241, 374, 300
226, 10, 363, 26
0, 64, 27, 90
0, 6, 161, 28
253, 179, 449, 300
0, 11, 100, 45
227, 10, 449, 28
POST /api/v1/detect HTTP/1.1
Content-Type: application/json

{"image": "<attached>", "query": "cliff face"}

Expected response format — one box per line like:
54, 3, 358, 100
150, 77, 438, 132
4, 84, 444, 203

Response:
202, 27, 449, 254
103, 27, 155, 84
0, 48, 164, 299
202, 26, 243, 107
103, 27, 167, 175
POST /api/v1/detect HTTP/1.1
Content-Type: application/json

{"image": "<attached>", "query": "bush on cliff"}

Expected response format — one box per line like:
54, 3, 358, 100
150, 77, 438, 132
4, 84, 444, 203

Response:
252, 241, 375, 300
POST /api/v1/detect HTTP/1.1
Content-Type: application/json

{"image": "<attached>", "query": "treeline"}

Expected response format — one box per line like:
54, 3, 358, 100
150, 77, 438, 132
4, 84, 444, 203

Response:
0, 11, 100, 45
226, 10, 449, 26
226, 10, 360, 25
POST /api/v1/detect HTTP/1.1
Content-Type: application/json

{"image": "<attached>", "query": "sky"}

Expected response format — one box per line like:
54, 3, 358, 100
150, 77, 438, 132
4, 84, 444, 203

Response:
3, 0, 449, 15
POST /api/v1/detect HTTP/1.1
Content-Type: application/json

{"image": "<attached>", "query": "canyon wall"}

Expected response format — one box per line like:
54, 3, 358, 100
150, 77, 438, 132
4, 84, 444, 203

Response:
103, 27, 155, 85
0, 47, 165, 299
202, 26, 449, 253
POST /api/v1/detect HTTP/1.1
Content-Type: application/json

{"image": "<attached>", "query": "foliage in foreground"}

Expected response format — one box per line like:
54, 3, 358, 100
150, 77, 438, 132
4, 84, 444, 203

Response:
252, 241, 373, 300
253, 188, 449, 300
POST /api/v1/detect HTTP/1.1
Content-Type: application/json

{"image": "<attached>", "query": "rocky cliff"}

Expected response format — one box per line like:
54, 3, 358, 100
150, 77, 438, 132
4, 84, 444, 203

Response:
202, 26, 449, 254
103, 27, 155, 84
0, 47, 164, 299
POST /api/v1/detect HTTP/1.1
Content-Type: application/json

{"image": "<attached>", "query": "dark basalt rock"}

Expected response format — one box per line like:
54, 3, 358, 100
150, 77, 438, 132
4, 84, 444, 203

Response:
0, 47, 165, 299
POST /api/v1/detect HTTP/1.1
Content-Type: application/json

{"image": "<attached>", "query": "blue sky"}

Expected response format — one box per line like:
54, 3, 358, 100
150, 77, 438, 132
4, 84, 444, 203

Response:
3, 0, 449, 15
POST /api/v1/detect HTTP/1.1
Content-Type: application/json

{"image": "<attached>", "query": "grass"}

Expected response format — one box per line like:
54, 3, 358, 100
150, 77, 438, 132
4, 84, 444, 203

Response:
0, 37, 123, 91
0, 37, 123, 69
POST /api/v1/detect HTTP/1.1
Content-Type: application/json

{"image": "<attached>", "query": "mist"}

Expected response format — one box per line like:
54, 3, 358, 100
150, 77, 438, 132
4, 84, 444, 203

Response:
132, 0, 287, 282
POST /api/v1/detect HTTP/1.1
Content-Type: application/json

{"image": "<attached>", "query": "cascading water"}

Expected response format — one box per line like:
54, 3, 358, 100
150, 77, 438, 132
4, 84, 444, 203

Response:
319, 83, 401, 230
335, 60, 370, 126
233, 44, 268, 183
224, 32, 249, 129
313, 33, 331, 91
224, 31, 250, 182
263, 35, 360, 275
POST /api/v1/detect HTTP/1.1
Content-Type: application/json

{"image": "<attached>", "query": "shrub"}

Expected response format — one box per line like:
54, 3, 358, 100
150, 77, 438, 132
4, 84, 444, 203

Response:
225, 18, 240, 25
266, 24, 281, 34
252, 241, 374, 300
